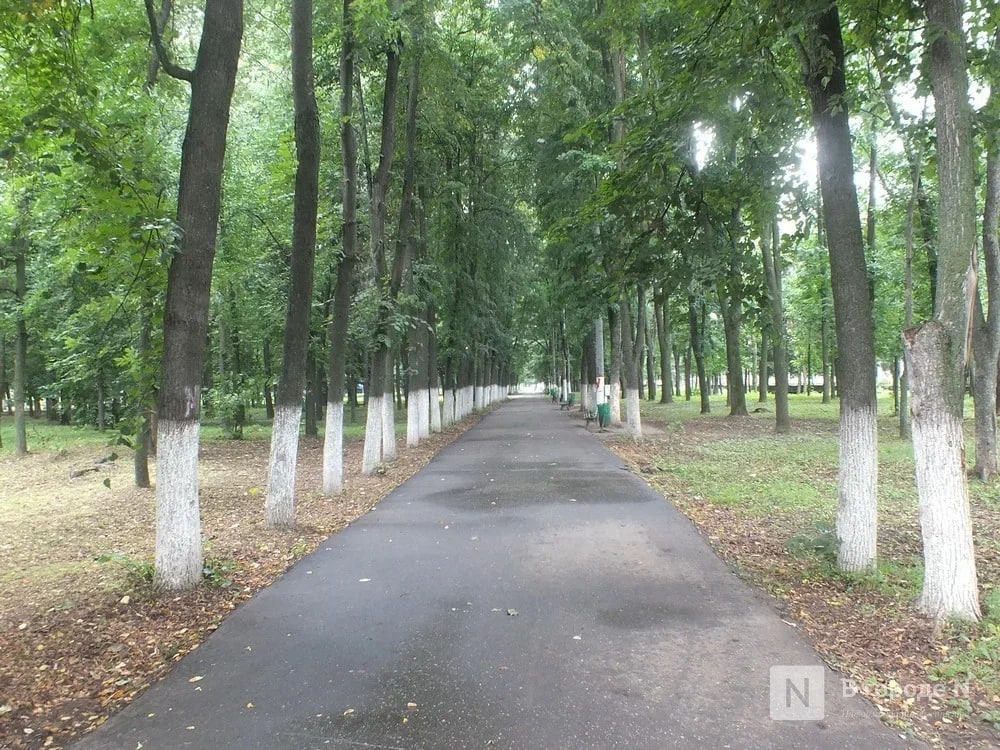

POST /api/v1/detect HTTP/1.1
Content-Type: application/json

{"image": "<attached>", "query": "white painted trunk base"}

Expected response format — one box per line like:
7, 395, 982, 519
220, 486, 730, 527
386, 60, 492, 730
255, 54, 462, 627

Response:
463, 386, 474, 417
913, 411, 981, 620
362, 394, 383, 475
836, 405, 878, 571
154, 419, 203, 591
429, 388, 442, 433
443, 389, 456, 426
382, 392, 397, 462
610, 382, 622, 424
406, 390, 422, 447
418, 388, 431, 439
625, 388, 642, 439
265, 404, 301, 528
322, 403, 344, 495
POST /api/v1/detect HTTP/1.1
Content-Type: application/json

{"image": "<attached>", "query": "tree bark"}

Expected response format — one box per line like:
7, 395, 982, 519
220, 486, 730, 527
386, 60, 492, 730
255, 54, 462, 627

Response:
654, 289, 673, 404
13, 238, 28, 455
621, 286, 645, 438
761, 216, 790, 432
905, 0, 980, 621
322, 0, 360, 495
608, 305, 623, 424
265, 0, 319, 527
689, 295, 710, 414
361, 22, 406, 474
796, 5, 878, 572
758, 329, 768, 402
134, 313, 152, 488
150, 0, 243, 591
971, 51, 1000, 481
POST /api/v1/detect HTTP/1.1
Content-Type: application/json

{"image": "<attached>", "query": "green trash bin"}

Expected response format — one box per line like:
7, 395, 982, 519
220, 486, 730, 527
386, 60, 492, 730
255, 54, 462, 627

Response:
597, 402, 611, 428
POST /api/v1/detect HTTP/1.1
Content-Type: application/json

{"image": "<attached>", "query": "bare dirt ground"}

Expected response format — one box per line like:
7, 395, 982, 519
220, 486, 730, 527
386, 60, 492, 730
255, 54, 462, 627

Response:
0, 417, 480, 750
609, 414, 1000, 750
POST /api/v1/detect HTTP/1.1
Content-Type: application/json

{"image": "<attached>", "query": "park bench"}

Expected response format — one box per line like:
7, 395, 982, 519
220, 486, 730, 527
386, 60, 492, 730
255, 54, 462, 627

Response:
559, 393, 576, 410
584, 409, 598, 428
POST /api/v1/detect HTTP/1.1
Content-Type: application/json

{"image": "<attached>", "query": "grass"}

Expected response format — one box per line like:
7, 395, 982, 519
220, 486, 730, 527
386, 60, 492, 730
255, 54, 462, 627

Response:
0, 401, 410, 457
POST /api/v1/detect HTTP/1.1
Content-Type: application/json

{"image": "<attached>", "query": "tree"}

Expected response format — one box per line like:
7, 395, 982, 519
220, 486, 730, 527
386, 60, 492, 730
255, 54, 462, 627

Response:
970, 28, 1000, 481
794, 4, 878, 572
265, 0, 320, 528
146, 0, 244, 590
903, 0, 981, 622
361, 6, 403, 476
322, 0, 360, 496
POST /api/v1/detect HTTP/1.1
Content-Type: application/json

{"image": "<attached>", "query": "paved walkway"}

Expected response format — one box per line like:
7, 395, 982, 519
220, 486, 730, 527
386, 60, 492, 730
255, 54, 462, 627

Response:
75, 396, 917, 749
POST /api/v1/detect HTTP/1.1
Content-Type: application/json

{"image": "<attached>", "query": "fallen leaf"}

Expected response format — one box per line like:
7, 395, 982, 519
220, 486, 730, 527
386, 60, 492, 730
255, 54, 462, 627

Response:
188, 676, 203, 683
506, 609, 518, 617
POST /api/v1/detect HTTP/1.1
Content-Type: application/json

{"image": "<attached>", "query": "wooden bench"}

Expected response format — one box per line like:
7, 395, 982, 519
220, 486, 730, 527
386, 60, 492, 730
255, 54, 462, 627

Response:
584, 410, 598, 428
559, 393, 576, 410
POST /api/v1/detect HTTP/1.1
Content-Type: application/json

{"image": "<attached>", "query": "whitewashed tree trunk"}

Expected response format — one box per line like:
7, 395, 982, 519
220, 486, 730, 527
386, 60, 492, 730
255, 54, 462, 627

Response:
382, 389, 396, 461
430, 387, 442, 432
418, 387, 431, 439
905, 323, 981, 621
362, 393, 383, 475
155, 420, 203, 590
406, 389, 421, 447
265, 404, 302, 527
836, 405, 878, 570
625, 387, 642, 438
609, 381, 621, 424
443, 388, 455, 426
322, 403, 344, 494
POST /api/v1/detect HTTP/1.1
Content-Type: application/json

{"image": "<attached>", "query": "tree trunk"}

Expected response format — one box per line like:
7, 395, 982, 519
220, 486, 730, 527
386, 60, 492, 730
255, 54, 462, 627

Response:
263, 338, 275, 420
608, 305, 623, 424
674, 347, 682, 398
594, 316, 606, 408
689, 295, 710, 414
644, 314, 655, 402
150, 0, 243, 591
717, 283, 747, 416
426, 302, 441, 433
758, 329, 768, 402
906, 0, 980, 621
654, 290, 673, 404
360, 24, 403, 475
621, 287, 645, 438
13, 243, 28, 455
265, 0, 319, 528
0, 335, 5, 450
971, 61, 1000, 481
322, 0, 360, 495
761, 216, 790, 432
407, 314, 429, 447
796, 5, 878, 572
134, 314, 153, 488
304, 349, 318, 437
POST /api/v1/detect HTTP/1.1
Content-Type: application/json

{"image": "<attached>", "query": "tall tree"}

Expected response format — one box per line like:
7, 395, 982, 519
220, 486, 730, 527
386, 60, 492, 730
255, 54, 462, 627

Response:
265, 0, 320, 528
361, 8, 403, 475
903, 0, 981, 621
145, 0, 243, 590
322, 0, 360, 496
970, 29, 1000, 481
794, 4, 878, 572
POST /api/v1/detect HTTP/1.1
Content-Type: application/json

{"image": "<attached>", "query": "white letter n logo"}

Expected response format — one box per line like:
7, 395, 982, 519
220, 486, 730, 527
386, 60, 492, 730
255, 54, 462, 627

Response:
770, 665, 825, 720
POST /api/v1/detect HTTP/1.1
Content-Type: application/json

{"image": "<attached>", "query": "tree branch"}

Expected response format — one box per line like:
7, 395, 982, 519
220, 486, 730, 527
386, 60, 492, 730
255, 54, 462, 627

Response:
143, 0, 194, 83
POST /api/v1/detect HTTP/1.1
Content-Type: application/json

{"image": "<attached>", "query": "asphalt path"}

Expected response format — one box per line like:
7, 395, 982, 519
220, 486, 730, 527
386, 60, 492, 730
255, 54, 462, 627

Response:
74, 395, 918, 749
